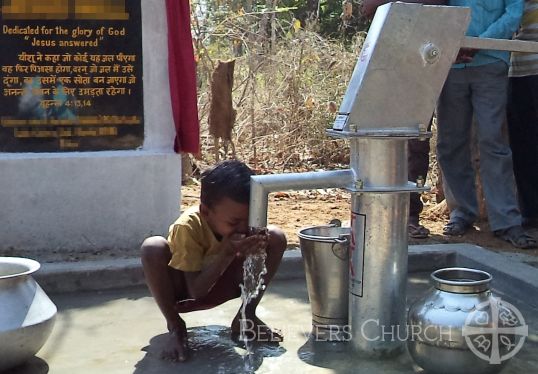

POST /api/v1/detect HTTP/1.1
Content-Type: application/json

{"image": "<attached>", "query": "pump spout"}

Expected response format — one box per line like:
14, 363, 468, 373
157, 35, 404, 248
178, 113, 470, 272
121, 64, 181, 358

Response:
249, 169, 354, 228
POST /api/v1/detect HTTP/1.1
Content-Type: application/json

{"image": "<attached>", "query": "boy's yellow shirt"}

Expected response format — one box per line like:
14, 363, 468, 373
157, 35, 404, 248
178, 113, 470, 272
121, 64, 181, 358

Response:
167, 206, 221, 272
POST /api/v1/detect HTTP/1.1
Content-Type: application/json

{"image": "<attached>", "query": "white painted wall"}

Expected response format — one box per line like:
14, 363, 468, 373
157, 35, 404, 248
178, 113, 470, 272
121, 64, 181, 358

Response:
142, 0, 177, 151
0, 0, 182, 253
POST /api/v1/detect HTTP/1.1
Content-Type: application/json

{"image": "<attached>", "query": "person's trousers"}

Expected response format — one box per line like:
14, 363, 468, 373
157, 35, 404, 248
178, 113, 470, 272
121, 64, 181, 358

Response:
408, 121, 432, 223
436, 61, 521, 231
507, 75, 538, 220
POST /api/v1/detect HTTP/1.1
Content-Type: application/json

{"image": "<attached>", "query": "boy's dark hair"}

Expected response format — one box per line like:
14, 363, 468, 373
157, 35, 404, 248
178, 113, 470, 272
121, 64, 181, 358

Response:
200, 160, 254, 208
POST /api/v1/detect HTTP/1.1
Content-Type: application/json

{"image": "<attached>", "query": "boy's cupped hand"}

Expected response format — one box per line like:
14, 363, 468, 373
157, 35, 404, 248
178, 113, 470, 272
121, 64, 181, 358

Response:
227, 228, 269, 258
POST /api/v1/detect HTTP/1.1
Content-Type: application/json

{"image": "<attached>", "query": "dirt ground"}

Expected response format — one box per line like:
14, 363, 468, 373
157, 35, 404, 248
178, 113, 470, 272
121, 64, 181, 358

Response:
181, 184, 538, 258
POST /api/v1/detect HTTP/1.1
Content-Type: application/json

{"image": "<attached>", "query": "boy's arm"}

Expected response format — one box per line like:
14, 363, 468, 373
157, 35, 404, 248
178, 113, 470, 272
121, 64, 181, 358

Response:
182, 233, 267, 300
361, 0, 447, 19
182, 242, 236, 300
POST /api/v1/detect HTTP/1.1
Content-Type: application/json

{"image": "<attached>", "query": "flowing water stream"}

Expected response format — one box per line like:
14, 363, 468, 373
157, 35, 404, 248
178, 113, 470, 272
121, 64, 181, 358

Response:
239, 248, 267, 372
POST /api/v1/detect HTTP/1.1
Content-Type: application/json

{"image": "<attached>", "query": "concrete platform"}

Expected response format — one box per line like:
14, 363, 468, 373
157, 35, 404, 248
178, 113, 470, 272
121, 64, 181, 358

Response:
5, 273, 538, 374
33, 244, 538, 308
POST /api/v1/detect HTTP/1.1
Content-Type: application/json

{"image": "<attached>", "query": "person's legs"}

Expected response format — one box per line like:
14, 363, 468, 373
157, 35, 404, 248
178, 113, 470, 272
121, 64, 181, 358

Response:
174, 257, 243, 313
231, 225, 287, 342
471, 63, 536, 248
507, 75, 538, 223
470, 62, 521, 232
437, 68, 477, 230
408, 119, 432, 238
141, 236, 189, 361
524, 75, 538, 223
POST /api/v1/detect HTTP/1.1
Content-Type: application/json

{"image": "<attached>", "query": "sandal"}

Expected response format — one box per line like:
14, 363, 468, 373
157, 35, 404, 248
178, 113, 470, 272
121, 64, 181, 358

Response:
408, 223, 430, 239
494, 225, 537, 249
443, 219, 471, 236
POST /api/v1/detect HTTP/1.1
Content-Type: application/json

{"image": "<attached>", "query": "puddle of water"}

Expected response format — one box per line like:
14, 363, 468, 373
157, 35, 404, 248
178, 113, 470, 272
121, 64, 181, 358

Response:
177, 325, 286, 374
182, 326, 249, 373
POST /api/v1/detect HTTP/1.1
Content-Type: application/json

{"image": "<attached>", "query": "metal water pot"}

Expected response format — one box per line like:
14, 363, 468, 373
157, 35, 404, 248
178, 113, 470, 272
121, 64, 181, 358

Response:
407, 267, 521, 374
0, 257, 57, 371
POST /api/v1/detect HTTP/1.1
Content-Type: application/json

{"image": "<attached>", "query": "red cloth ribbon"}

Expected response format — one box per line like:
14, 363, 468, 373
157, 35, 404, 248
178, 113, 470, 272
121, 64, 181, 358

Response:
165, 0, 200, 154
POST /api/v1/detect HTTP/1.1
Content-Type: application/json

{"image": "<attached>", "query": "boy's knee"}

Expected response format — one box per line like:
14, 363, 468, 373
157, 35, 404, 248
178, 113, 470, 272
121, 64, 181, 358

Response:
141, 236, 170, 263
267, 226, 287, 254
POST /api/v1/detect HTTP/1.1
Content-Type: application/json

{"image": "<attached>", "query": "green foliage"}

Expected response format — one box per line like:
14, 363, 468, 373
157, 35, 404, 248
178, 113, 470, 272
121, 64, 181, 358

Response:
193, 0, 368, 41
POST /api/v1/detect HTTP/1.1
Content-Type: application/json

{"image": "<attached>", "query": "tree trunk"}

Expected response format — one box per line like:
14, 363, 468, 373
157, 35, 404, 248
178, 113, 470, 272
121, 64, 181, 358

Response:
435, 170, 445, 204
181, 154, 193, 185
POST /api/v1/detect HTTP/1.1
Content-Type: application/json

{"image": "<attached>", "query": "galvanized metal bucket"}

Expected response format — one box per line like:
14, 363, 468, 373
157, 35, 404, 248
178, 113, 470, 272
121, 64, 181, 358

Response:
298, 225, 350, 341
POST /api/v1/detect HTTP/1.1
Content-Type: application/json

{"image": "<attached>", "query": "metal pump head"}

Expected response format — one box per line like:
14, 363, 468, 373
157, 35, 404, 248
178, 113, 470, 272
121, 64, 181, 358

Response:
331, 3, 471, 136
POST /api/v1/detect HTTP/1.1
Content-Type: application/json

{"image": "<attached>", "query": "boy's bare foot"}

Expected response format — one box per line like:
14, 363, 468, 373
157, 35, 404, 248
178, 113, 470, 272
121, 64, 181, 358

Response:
161, 319, 189, 362
231, 314, 283, 343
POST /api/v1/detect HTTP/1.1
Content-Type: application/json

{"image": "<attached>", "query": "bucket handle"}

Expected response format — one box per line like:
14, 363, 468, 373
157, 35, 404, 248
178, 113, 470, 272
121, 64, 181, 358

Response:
332, 236, 349, 261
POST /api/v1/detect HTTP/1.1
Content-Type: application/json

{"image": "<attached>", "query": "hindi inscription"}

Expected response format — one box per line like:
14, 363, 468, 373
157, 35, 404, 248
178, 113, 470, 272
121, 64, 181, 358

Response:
0, 0, 143, 152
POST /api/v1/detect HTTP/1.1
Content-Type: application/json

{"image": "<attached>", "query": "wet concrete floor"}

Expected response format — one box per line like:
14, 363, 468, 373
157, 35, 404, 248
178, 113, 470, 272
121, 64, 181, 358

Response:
6, 273, 538, 374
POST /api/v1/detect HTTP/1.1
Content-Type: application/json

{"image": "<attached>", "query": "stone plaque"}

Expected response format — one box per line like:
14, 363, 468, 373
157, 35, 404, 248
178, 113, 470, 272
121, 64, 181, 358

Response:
0, 0, 143, 152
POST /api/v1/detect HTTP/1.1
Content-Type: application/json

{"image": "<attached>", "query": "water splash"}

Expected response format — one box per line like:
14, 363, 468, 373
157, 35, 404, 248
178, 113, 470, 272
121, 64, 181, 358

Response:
239, 240, 268, 372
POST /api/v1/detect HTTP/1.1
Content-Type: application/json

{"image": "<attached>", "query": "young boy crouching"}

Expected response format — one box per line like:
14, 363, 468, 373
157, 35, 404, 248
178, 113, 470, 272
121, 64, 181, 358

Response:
141, 160, 286, 362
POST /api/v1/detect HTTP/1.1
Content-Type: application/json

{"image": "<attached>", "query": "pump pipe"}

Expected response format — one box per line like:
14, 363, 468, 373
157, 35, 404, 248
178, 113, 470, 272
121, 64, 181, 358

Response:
248, 169, 354, 228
